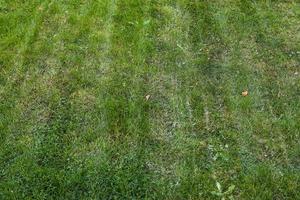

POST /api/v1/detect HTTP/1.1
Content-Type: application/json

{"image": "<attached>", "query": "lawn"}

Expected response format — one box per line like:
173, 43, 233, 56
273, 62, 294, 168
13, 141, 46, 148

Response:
0, 0, 299, 199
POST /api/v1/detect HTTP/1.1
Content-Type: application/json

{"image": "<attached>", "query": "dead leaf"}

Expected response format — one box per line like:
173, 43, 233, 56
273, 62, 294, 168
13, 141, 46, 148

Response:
242, 90, 248, 96
145, 95, 151, 101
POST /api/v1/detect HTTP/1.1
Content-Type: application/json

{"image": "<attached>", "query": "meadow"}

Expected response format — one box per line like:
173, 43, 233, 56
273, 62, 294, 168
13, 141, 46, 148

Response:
0, 0, 299, 199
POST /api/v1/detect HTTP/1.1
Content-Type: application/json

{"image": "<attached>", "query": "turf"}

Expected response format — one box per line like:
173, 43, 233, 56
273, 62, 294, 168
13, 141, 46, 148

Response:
0, 0, 299, 199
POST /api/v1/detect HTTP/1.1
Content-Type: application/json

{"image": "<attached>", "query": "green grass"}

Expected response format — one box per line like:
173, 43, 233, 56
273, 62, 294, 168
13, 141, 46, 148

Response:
0, 0, 299, 199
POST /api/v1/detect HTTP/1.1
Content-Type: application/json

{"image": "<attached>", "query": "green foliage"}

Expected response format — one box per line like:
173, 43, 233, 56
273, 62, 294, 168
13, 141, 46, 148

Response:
0, 0, 299, 199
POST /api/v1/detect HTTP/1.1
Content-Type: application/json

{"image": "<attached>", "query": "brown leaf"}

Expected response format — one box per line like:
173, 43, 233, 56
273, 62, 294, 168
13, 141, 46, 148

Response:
242, 90, 248, 96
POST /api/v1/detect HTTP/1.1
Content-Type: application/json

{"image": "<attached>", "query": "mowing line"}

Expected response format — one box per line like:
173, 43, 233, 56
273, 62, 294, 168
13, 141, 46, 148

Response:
103, 0, 117, 68
204, 105, 210, 131
147, 2, 207, 195
17, 1, 53, 71
0, 0, 54, 144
